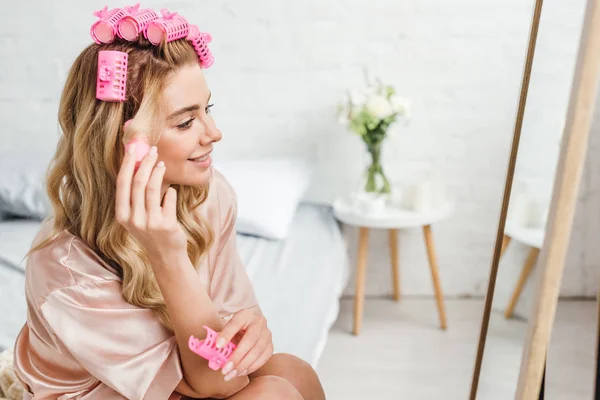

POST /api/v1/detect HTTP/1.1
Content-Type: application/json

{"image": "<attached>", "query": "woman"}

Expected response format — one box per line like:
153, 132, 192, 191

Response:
12, 6, 325, 400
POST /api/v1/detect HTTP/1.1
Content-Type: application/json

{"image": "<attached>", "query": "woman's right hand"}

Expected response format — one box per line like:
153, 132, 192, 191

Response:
115, 142, 188, 262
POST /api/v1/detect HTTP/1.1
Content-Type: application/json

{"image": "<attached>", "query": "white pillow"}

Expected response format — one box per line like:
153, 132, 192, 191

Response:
214, 158, 313, 240
0, 156, 52, 219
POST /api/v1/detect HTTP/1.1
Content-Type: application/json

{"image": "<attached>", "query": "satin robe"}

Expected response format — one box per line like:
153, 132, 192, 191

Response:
13, 168, 259, 399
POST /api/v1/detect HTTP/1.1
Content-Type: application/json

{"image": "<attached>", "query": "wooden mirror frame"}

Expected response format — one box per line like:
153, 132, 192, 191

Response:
469, 0, 600, 398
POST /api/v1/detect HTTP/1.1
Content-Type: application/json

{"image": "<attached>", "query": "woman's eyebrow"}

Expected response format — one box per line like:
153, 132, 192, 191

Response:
167, 92, 212, 120
168, 105, 200, 119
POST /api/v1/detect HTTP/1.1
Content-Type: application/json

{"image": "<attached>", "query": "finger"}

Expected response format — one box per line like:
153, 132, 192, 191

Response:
131, 146, 158, 225
146, 160, 166, 222
115, 143, 137, 223
222, 323, 261, 376
245, 343, 274, 375
234, 332, 269, 376
162, 186, 177, 220
216, 310, 251, 349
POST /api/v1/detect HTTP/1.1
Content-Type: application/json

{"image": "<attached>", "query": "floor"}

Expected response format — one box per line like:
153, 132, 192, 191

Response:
316, 297, 596, 400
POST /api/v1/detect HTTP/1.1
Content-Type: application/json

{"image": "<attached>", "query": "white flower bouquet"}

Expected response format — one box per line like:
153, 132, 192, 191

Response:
337, 80, 411, 194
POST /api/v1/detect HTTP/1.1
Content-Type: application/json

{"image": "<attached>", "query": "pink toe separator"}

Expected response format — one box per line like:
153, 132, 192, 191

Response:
189, 326, 236, 371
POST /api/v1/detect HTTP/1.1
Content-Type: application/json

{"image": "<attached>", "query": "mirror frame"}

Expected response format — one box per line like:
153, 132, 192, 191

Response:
469, 0, 600, 398
469, 0, 545, 397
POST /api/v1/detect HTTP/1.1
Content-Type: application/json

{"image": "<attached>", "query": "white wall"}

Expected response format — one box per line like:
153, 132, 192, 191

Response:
0, 0, 595, 299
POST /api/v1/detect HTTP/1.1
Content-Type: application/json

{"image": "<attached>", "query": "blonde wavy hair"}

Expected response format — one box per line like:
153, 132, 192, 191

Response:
26, 36, 214, 332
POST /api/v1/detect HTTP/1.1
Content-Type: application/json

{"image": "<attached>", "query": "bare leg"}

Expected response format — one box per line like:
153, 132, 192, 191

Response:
225, 375, 303, 400
249, 353, 326, 400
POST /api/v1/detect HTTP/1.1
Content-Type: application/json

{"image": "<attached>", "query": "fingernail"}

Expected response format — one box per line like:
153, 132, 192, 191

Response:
240, 369, 248, 376
149, 146, 157, 155
157, 161, 165, 168
224, 369, 237, 381
126, 143, 136, 155
216, 338, 226, 349
222, 361, 234, 375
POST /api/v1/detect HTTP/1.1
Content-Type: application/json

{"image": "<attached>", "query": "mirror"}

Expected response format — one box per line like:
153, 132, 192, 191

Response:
472, 0, 597, 398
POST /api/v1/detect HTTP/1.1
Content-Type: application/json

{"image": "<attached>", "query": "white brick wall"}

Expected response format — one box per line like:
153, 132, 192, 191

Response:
0, 0, 596, 300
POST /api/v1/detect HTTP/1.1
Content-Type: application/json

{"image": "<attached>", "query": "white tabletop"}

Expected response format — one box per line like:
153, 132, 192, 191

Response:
505, 223, 545, 249
333, 198, 454, 229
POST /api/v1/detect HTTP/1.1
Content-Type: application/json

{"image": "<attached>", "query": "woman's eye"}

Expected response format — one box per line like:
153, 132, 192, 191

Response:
206, 103, 214, 114
177, 118, 195, 130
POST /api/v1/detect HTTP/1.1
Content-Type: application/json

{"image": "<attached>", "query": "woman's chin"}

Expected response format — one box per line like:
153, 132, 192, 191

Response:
184, 165, 212, 186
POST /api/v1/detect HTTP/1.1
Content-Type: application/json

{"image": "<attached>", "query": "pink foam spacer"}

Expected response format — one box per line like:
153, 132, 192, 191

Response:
189, 326, 236, 371
96, 50, 128, 102
187, 25, 214, 69
90, 6, 127, 44
124, 137, 152, 168
118, 3, 160, 41
145, 8, 189, 45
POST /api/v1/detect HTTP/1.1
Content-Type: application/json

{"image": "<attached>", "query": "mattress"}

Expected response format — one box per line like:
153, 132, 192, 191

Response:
0, 204, 349, 367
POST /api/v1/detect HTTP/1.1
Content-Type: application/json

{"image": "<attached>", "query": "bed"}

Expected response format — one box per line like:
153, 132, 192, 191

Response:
0, 202, 350, 368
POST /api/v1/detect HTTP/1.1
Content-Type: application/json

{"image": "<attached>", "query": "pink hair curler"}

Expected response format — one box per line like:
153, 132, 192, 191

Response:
145, 8, 189, 45
188, 25, 214, 69
96, 50, 128, 102
90, 6, 127, 44
124, 136, 151, 169
118, 3, 160, 41
189, 326, 236, 371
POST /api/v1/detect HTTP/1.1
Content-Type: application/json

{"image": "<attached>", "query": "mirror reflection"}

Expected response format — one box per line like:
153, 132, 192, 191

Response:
478, 0, 594, 398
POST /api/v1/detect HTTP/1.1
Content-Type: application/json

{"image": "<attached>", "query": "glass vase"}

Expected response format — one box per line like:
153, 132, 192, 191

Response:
363, 141, 391, 195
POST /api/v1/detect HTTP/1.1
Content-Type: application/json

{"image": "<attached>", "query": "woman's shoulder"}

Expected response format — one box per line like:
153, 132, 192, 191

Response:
210, 166, 237, 205
25, 219, 120, 308
200, 167, 237, 228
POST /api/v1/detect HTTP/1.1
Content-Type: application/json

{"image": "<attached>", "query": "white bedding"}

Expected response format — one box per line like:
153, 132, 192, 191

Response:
0, 204, 349, 367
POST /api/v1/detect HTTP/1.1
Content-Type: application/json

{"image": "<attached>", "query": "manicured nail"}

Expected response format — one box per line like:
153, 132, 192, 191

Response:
240, 369, 248, 376
224, 369, 237, 381
216, 338, 226, 349
149, 146, 157, 155
157, 161, 165, 168
127, 143, 136, 155
222, 361, 234, 375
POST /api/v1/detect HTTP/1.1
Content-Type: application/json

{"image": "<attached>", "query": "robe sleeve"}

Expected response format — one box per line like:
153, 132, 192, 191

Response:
40, 280, 183, 400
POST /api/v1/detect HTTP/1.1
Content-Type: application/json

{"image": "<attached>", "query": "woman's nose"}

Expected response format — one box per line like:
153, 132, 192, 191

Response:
200, 117, 222, 145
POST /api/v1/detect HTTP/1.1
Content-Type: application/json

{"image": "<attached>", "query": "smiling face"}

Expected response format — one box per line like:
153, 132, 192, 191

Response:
155, 64, 222, 192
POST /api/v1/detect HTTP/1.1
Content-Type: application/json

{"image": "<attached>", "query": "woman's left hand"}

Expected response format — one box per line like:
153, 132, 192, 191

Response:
215, 308, 273, 380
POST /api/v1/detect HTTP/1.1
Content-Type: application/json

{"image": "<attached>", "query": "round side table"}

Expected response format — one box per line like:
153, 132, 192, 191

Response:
333, 198, 454, 335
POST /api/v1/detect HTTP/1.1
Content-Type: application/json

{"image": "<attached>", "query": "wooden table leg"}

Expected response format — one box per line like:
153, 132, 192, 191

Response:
388, 229, 400, 301
423, 225, 447, 330
505, 247, 540, 319
353, 227, 370, 335
500, 235, 512, 258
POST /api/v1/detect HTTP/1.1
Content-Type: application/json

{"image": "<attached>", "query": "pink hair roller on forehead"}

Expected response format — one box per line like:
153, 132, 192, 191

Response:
118, 3, 160, 41
188, 25, 215, 69
145, 8, 189, 45
189, 326, 236, 371
91, 6, 127, 44
96, 50, 128, 102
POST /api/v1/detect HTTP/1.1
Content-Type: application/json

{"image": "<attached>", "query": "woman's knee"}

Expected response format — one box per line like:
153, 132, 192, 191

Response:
256, 353, 316, 377
252, 353, 325, 400
230, 375, 303, 400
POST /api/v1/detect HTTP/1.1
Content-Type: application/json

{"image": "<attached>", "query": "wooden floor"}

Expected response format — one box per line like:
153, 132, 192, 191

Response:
316, 297, 596, 399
